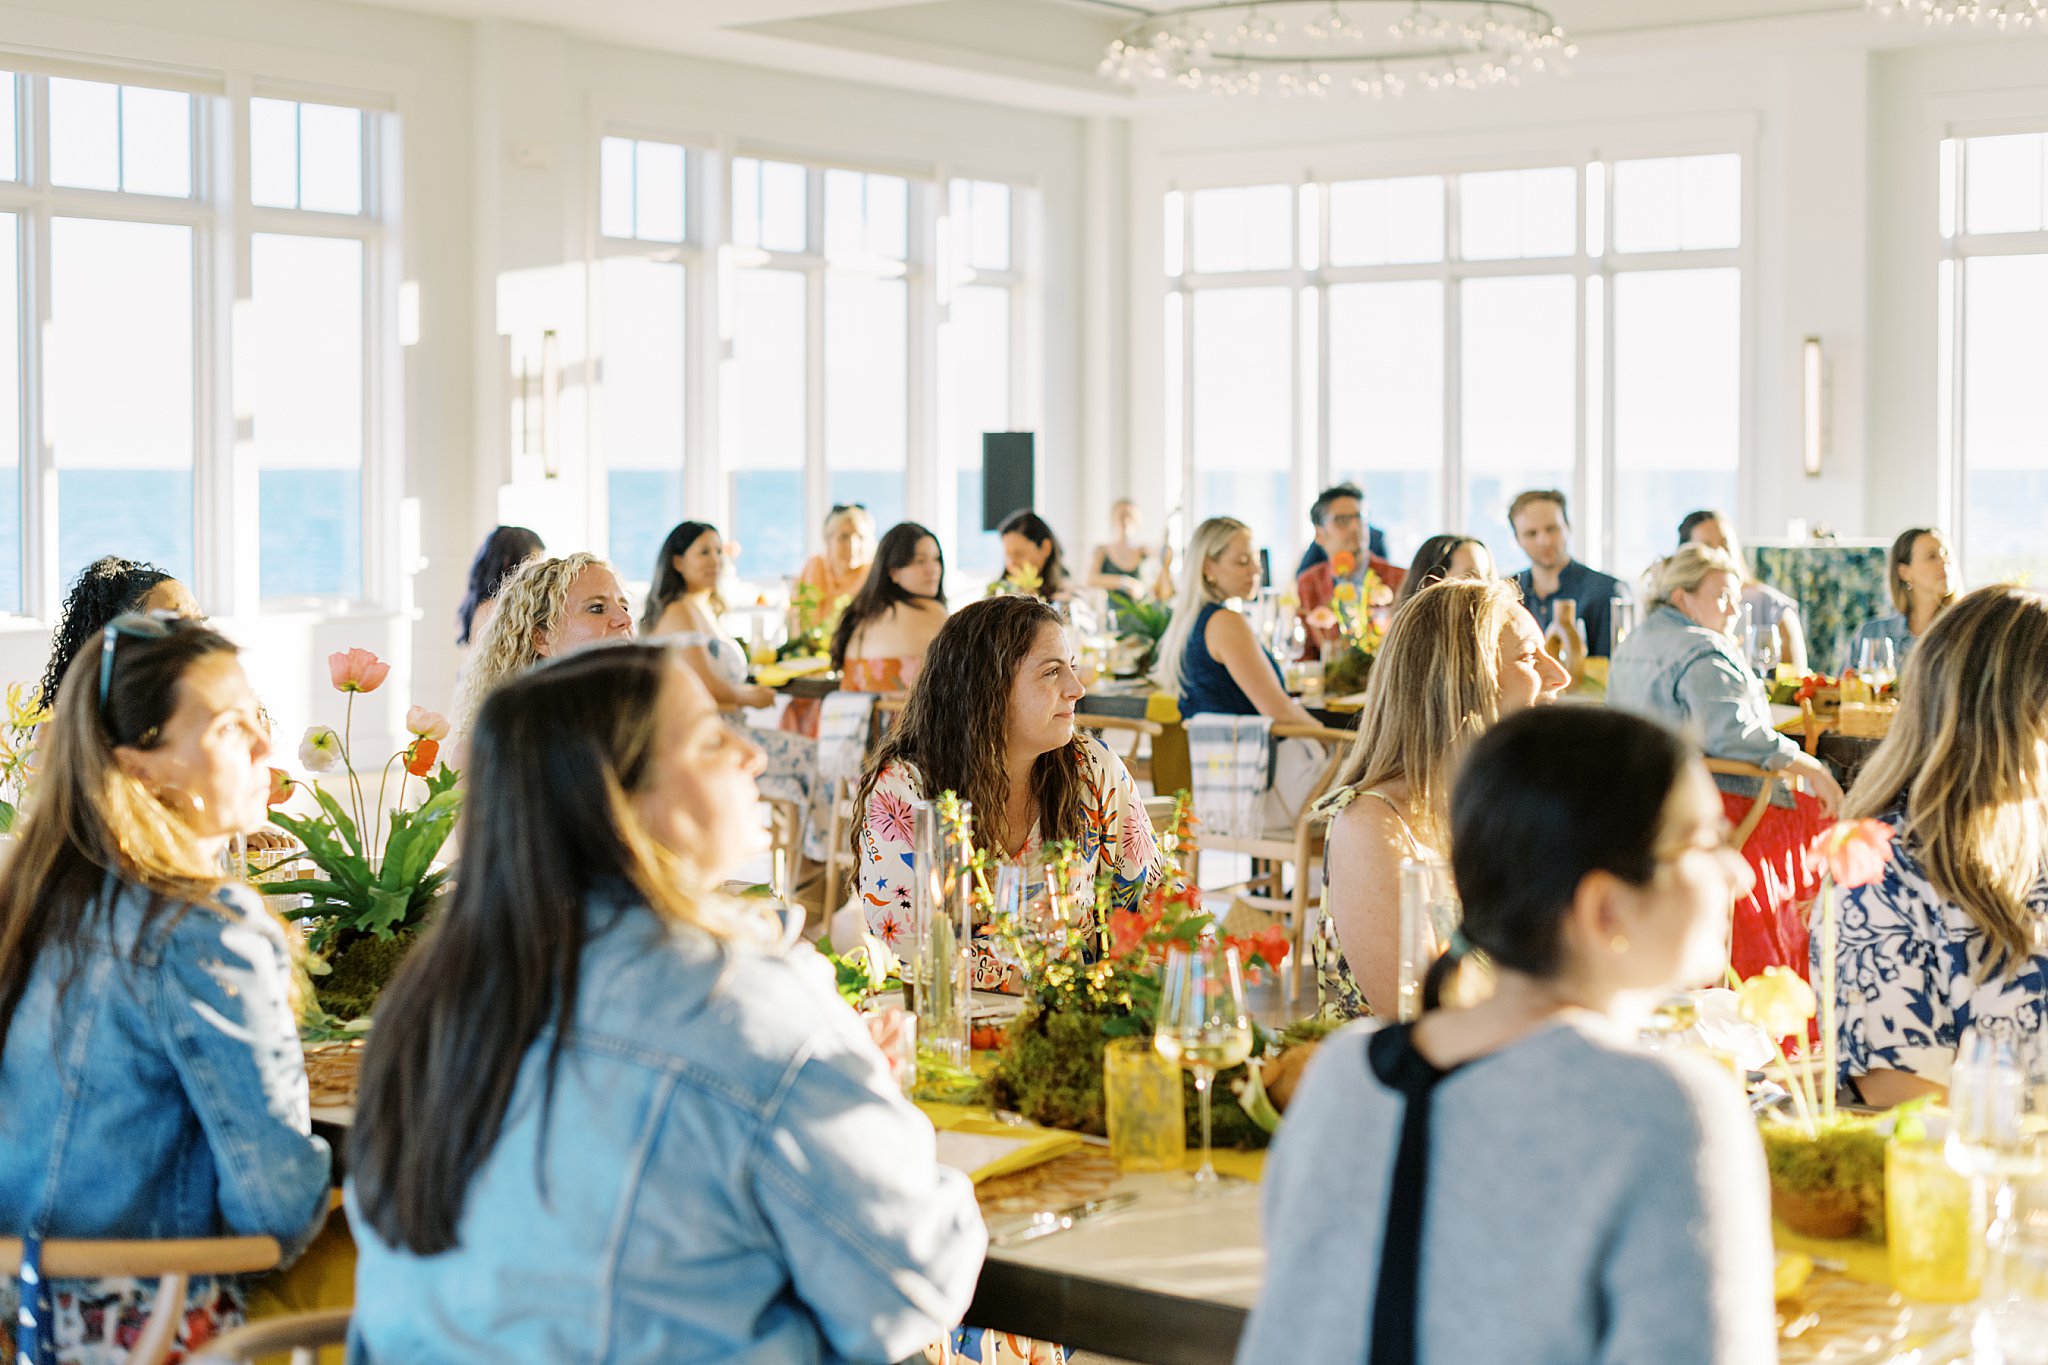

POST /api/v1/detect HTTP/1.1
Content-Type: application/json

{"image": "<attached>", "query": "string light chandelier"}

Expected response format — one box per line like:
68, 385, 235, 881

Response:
1098, 2, 1576, 99
1866, 0, 2045, 27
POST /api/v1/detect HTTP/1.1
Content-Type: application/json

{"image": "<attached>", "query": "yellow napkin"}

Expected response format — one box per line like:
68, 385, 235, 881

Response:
755, 655, 832, 687
918, 1102, 1087, 1184
1145, 692, 1183, 726
1772, 1220, 1893, 1287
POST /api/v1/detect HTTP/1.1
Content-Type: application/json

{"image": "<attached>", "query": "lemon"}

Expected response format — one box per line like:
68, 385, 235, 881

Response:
1773, 1251, 1814, 1300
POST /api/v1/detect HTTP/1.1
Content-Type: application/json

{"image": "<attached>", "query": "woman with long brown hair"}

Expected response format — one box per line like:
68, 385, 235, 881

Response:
0, 616, 329, 1360
854, 595, 1166, 977
1823, 585, 2048, 1108
1841, 525, 1960, 675
349, 644, 982, 1360
1312, 579, 1568, 1018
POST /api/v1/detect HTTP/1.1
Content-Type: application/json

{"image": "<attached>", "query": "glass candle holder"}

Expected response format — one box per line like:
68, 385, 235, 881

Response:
1888, 1137, 1985, 1304
1103, 1037, 1186, 1173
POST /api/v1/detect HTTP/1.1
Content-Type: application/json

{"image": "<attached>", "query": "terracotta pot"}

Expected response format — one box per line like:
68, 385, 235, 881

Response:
1771, 1179, 1867, 1240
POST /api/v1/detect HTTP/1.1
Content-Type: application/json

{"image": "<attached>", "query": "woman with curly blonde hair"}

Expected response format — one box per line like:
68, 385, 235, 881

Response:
452, 552, 633, 736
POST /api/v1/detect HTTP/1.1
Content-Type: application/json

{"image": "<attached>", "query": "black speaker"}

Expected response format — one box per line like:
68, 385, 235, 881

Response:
982, 432, 1035, 532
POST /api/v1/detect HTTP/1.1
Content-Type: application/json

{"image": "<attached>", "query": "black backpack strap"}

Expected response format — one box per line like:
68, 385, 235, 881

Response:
1365, 1022, 1456, 1365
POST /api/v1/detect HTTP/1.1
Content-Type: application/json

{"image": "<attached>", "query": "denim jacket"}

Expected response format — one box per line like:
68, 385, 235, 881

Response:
1609, 605, 1800, 775
0, 877, 331, 1256
347, 892, 987, 1364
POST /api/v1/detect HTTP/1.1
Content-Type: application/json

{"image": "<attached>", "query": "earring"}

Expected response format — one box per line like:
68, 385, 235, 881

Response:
1609, 933, 1629, 953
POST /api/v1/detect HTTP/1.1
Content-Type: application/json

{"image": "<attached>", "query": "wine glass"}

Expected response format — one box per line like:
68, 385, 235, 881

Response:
1155, 942, 1254, 1192
986, 862, 1028, 969
1947, 1028, 2048, 1353
1857, 636, 1897, 693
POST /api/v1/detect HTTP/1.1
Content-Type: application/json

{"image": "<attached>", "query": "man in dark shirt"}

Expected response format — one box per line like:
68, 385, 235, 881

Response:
1296, 482, 1389, 578
1508, 489, 1624, 657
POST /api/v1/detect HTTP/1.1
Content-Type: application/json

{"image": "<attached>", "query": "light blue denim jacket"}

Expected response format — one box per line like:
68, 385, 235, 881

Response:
1608, 605, 1800, 775
346, 892, 987, 1364
0, 877, 331, 1255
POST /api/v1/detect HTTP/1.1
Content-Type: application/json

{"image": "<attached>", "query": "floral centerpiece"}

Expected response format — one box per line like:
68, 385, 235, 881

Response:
269, 648, 461, 1020
0, 681, 49, 835
1106, 591, 1170, 677
986, 562, 1044, 600
1313, 551, 1392, 696
778, 582, 848, 662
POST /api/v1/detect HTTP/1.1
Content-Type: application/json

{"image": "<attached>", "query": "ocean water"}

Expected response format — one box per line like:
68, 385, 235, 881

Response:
259, 469, 361, 599
608, 469, 687, 585
952, 470, 1003, 577
56, 469, 196, 593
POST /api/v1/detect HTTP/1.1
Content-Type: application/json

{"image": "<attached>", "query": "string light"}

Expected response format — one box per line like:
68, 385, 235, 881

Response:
1867, 0, 2046, 26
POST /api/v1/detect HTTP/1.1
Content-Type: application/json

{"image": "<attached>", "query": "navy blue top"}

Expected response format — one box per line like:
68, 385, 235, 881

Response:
1514, 558, 1626, 657
1180, 602, 1286, 717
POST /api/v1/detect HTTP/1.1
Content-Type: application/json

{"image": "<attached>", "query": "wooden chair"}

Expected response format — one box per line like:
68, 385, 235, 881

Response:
191, 1308, 352, 1365
0, 1236, 281, 1365
819, 695, 909, 918
1075, 712, 1165, 795
1702, 759, 1784, 851
761, 796, 804, 899
1798, 698, 1834, 756
1142, 794, 1178, 833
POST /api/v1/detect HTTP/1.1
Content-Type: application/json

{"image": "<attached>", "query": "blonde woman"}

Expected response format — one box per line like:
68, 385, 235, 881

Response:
1824, 586, 2048, 1108
1153, 517, 1316, 728
1610, 543, 1842, 981
1679, 509, 1808, 673
453, 552, 634, 736
794, 503, 876, 634
1312, 579, 1568, 1018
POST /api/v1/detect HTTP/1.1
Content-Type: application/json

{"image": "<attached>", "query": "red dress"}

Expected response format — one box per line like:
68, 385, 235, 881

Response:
1723, 786, 1828, 982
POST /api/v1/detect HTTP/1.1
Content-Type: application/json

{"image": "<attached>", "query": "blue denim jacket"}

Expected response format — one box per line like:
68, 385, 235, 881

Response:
0, 877, 331, 1255
347, 892, 987, 1364
1609, 605, 1800, 774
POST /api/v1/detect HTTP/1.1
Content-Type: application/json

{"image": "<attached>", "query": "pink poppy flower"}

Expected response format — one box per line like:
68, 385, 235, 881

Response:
328, 648, 390, 694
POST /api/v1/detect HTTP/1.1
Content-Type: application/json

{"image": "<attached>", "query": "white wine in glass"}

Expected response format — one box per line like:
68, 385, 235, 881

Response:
1156, 942, 1253, 1192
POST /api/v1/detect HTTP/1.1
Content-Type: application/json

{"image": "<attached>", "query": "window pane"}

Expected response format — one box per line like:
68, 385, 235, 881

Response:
634, 140, 684, 243
0, 214, 17, 612
1328, 176, 1444, 266
48, 78, 119, 191
601, 257, 686, 583
50, 217, 194, 587
1461, 275, 1575, 568
1613, 154, 1741, 253
825, 170, 863, 263
600, 136, 634, 239
1192, 287, 1292, 550
0, 74, 16, 182
721, 270, 807, 577
1961, 254, 2048, 587
118, 86, 192, 198
250, 234, 363, 599
761, 160, 807, 254
1965, 133, 2046, 236
870, 175, 908, 261
970, 180, 1011, 271
250, 97, 299, 208
826, 275, 907, 535
299, 103, 363, 214
1190, 185, 1291, 273
939, 284, 1009, 577
1328, 281, 1444, 564
1459, 167, 1576, 261
1612, 269, 1740, 583
732, 157, 761, 249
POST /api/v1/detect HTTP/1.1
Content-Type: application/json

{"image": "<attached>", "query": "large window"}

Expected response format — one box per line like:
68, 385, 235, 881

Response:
593, 146, 1028, 585
1943, 130, 2048, 588
1167, 152, 1744, 579
0, 70, 394, 618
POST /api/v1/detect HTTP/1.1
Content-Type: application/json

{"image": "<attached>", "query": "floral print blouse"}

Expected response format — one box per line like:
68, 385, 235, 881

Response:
1821, 810, 2048, 1089
857, 734, 1166, 989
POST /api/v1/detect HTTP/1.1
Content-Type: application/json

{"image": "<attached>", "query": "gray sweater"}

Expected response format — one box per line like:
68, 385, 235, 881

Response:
1236, 1016, 1778, 1365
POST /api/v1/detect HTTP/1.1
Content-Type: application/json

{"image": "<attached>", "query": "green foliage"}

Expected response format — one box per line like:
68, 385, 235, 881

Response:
270, 763, 460, 953
315, 928, 421, 1021
1762, 1113, 1889, 1240
1108, 591, 1172, 674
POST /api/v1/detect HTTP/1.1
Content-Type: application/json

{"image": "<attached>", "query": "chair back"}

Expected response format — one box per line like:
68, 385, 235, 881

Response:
0, 1236, 281, 1365
1701, 759, 1782, 850
1185, 714, 1273, 841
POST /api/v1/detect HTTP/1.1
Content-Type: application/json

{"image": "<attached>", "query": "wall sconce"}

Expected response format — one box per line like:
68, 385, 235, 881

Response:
516, 329, 562, 479
1801, 336, 1827, 477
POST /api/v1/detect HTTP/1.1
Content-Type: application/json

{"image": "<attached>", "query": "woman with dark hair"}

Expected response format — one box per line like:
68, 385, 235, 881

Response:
0, 616, 329, 1359
997, 509, 1069, 600
855, 595, 1166, 973
1241, 706, 1771, 1364
1841, 526, 1960, 675
1392, 534, 1493, 608
455, 525, 543, 650
639, 521, 774, 711
349, 645, 982, 1361
37, 557, 199, 709
828, 521, 948, 692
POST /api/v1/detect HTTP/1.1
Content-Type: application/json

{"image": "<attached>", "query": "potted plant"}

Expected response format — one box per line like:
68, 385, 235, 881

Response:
1107, 591, 1170, 677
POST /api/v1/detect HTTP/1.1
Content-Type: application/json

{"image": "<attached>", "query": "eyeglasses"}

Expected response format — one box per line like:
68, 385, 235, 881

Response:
99, 612, 177, 739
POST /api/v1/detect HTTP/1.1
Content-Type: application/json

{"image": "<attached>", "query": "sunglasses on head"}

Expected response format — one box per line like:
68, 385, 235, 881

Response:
99, 612, 180, 739
830, 502, 866, 515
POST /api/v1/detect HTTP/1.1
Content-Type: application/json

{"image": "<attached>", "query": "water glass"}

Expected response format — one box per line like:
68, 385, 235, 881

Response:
1609, 593, 1638, 652
1395, 857, 1460, 1022
1948, 1027, 2048, 1356
1155, 942, 1252, 1191
1103, 1037, 1187, 1173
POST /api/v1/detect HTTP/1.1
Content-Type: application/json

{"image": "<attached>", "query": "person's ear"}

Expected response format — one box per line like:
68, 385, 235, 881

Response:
1562, 868, 1637, 959
532, 624, 553, 658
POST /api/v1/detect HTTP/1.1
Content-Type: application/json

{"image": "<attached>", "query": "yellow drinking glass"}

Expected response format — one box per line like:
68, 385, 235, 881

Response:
1103, 1037, 1186, 1172
1887, 1137, 1984, 1303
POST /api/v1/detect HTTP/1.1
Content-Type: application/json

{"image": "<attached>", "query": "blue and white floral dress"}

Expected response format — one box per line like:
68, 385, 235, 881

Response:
1819, 811, 2048, 1091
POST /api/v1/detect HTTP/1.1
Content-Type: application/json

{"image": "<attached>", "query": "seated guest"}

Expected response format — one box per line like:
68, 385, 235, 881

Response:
1842, 526, 1959, 676
1822, 586, 2048, 1108
1155, 517, 1320, 729
1242, 707, 1772, 1365
1678, 510, 1806, 673
349, 645, 983, 1360
996, 509, 1070, 600
0, 616, 330, 1357
1509, 489, 1624, 658
454, 552, 634, 735
793, 503, 876, 636
855, 595, 1166, 973
640, 521, 776, 712
1295, 484, 1390, 577
829, 521, 948, 693
1392, 534, 1493, 609
38, 556, 201, 710
1314, 580, 1568, 1018
1610, 544, 1843, 981
455, 525, 543, 654
1086, 498, 1169, 601
1296, 484, 1406, 656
